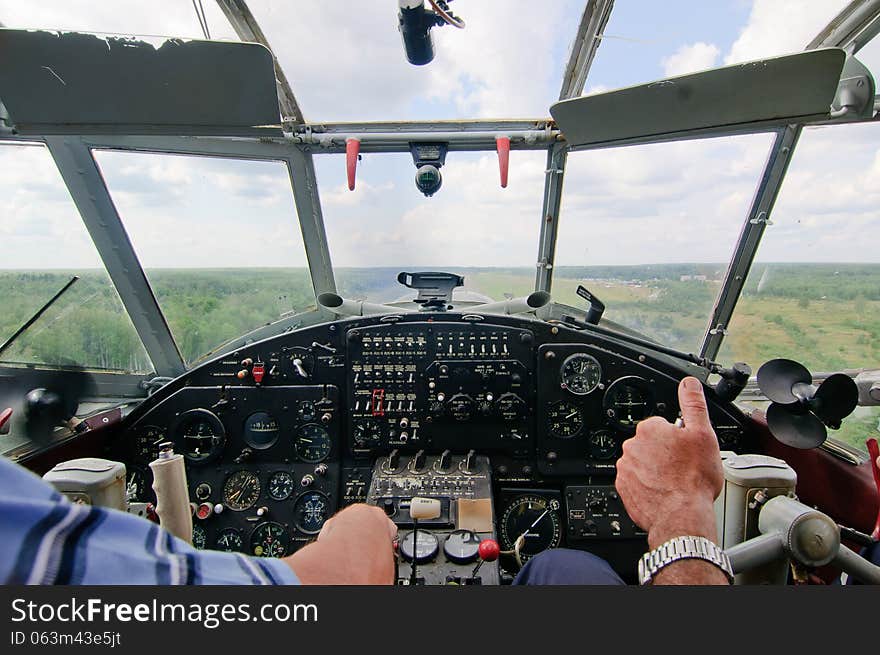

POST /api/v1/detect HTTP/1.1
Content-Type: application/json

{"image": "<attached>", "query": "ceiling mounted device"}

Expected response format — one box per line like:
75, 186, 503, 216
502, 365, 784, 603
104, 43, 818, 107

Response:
398, 0, 465, 66
757, 358, 859, 449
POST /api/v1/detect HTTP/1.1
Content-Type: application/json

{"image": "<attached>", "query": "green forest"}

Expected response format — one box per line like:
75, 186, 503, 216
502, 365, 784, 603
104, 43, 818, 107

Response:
1, 263, 877, 452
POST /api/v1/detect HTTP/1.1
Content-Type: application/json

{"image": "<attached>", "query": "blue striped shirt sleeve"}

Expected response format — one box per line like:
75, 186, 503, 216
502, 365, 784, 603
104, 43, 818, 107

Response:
0, 456, 299, 585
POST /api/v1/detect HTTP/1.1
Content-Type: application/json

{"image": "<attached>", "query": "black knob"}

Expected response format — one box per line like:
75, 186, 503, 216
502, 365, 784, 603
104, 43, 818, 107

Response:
382, 498, 396, 517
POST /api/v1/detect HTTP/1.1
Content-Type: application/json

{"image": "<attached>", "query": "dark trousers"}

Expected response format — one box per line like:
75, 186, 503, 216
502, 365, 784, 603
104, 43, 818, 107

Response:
513, 548, 625, 585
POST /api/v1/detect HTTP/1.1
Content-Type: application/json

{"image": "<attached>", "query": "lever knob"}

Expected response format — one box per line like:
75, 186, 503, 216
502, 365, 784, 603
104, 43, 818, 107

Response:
478, 539, 500, 562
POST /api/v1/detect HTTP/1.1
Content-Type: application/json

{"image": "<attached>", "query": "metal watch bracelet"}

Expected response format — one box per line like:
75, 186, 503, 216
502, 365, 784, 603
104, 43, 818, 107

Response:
638, 535, 734, 585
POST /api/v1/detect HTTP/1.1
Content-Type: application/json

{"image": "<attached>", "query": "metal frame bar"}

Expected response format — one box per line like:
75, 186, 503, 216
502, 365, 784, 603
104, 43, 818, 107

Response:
43, 136, 186, 377
558, 0, 615, 100
699, 125, 802, 360
534, 142, 568, 292
214, 0, 305, 124
808, 0, 880, 50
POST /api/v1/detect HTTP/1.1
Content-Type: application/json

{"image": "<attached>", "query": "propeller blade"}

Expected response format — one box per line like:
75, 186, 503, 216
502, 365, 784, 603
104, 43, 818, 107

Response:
757, 359, 813, 405
813, 373, 859, 426
766, 402, 828, 449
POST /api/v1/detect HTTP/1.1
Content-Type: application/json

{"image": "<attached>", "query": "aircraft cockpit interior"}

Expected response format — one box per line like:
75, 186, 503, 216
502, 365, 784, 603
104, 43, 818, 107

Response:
0, 0, 878, 588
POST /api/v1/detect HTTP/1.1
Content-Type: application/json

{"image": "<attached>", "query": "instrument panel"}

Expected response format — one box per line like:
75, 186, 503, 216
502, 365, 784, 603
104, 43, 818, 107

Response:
111, 312, 752, 582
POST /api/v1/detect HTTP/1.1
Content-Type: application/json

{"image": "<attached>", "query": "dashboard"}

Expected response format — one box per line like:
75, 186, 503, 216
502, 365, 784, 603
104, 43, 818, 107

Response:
109, 312, 752, 584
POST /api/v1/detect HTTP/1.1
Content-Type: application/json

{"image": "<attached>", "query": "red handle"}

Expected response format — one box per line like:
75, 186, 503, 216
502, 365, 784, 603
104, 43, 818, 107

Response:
867, 437, 880, 540
0, 408, 12, 431
345, 138, 360, 191
495, 136, 510, 188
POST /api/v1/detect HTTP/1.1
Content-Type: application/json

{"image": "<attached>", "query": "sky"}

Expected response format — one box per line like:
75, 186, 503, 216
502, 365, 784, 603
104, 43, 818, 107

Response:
0, 0, 877, 271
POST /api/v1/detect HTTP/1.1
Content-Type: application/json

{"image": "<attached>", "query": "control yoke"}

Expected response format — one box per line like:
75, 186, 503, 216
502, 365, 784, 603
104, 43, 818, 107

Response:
726, 495, 880, 584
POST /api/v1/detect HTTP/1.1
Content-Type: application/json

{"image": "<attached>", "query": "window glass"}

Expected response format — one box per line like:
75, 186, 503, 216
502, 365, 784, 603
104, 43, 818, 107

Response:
554, 134, 774, 352
0, 143, 152, 373
719, 123, 880, 372
320, 151, 546, 304
94, 151, 313, 365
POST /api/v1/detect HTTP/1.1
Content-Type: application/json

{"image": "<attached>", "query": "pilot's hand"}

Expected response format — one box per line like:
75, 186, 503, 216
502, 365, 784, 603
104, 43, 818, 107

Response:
615, 377, 727, 584
283, 504, 398, 585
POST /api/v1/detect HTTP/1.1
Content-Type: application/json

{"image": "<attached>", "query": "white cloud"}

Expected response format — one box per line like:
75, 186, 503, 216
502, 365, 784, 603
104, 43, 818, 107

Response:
662, 42, 720, 77
725, 0, 849, 64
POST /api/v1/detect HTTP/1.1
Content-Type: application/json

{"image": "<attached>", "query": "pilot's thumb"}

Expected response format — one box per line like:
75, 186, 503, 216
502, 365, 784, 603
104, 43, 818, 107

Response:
678, 377, 712, 434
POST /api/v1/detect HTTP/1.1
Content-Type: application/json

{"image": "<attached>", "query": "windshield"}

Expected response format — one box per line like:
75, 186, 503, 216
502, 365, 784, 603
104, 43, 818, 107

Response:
94, 151, 314, 365
322, 151, 547, 304
0, 143, 151, 373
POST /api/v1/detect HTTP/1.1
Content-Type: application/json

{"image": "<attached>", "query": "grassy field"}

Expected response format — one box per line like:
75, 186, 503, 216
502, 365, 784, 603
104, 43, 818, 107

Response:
1, 264, 877, 453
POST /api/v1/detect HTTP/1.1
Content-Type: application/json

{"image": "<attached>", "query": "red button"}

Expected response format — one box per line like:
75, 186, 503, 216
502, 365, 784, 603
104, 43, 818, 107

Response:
196, 503, 213, 520
252, 363, 265, 383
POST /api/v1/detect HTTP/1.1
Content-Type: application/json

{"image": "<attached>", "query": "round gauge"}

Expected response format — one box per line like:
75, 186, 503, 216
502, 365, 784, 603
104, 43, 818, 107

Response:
298, 400, 317, 423
243, 411, 279, 450
287, 347, 315, 379
560, 353, 603, 395
215, 528, 244, 552
447, 394, 475, 422
173, 409, 226, 464
500, 495, 562, 561
546, 400, 584, 438
353, 419, 382, 449
222, 470, 261, 511
603, 376, 656, 431
250, 522, 289, 558
192, 524, 207, 549
133, 424, 165, 461
496, 393, 526, 422
295, 423, 331, 463
443, 530, 481, 564
589, 429, 618, 460
717, 429, 740, 450
267, 471, 295, 501
293, 491, 330, 534
399, 530, 440, 564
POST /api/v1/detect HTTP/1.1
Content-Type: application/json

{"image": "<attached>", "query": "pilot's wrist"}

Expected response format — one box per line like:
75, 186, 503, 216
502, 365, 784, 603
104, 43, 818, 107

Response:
647, 498, 718, 550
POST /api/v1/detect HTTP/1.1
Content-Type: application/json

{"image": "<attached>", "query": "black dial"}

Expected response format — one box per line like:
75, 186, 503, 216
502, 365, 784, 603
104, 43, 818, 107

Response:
603, 376, 655, 431
192, 524, 207, 549
353, 419, 382, 449
560, 353, 602, 395
447, 394, 475, 422
497, 393, 526, 422
443, 530, 481, 564
133, 424, 165, 461
500, 495, 562, 561
287, 347, 314, 379
223, 470, 261, 511
215, 528, 244, 552
400, 530, 440, 564
546, 400, 584, 438
298, 400, 317, 423
589, 429, 618, 460
243, 411, 279, 450
250, 522, 289, 558
173, 409, 226, 464
295, 423, 331, 463
294, 491, 329, 534
267, 471, 295, 501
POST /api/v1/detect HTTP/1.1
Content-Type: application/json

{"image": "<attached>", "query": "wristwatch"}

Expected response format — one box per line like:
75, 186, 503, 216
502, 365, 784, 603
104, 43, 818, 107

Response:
638, 535, 734, 585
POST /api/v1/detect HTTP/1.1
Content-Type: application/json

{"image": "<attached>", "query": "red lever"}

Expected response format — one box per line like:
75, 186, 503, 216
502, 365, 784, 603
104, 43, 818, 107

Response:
495, 136, 510, 188
346, 138, 360, 191
0, 408, 12, 431
867, 437, 880, 540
